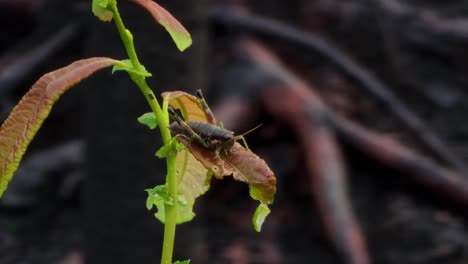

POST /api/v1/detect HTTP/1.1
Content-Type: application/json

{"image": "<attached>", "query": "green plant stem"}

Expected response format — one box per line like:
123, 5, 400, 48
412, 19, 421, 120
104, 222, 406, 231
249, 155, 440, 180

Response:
110, 1, 178, 263
162, 150, 177, 264
110, 0, 141, 70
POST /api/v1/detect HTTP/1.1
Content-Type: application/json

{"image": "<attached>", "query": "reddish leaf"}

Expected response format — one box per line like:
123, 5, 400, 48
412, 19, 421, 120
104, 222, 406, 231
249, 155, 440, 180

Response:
0, 57, 119, 197
130, 0, 192, 51
176, 138, 276, 204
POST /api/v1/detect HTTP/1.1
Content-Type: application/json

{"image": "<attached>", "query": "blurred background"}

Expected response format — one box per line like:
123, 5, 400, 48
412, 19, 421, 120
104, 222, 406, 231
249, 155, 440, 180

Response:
1, 0, 468, 263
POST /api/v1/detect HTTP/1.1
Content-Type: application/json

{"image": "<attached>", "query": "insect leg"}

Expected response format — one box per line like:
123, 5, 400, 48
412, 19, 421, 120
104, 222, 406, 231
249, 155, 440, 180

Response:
235, 135, 251, 151
196, 89, 218, 125
168, 106, 210, 148
214, 147, 227, 171
233, 123, 262, 151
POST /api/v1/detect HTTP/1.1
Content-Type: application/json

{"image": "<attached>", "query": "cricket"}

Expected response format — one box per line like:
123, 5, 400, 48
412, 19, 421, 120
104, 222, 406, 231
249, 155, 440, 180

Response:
168, 90, 259, 157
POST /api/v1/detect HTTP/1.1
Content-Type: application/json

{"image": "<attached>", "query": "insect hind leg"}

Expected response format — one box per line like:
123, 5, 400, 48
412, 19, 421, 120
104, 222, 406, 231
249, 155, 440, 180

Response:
196, 90, 218, 125
168, 106, 210, 149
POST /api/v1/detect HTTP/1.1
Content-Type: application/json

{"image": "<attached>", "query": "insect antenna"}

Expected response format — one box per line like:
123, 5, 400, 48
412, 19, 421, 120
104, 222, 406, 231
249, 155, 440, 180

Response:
238, 123, 263, 137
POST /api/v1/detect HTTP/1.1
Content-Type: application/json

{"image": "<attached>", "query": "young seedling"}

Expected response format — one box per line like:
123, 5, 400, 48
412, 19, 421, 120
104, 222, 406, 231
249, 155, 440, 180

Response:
0, 1, 276, 263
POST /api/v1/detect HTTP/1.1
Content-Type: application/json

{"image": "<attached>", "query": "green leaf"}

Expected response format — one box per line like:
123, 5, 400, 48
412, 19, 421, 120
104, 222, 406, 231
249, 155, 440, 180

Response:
155, 138, 184, 158
129, 0, 192, 51
174, 260, 190, 264
147, 185, 173, 205
112, 59, 152, 77
146, 194, 154, 210
155, 140, 173, 158
138, 112, 158, 129
146, 185, 173, 222
0, 57, 119, 198
155, 144, 170, 158
163, 148, 212, 224
253, 203, 270, 232
176, 195, 188, 206
92, 0, 113, 22
146, 185, 195, 224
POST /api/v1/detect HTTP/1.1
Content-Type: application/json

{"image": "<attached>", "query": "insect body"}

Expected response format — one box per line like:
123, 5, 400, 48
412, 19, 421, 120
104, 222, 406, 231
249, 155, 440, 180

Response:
187, 121, 235, 149
168, 90, 252, 155
168, 109, 248, 155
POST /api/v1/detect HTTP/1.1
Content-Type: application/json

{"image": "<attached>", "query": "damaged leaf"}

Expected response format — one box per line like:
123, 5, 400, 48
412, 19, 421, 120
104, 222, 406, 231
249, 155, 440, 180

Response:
172, 146, 212, 222
146, 185, 194, 224
176, 137, 276, 204
146, 148, 212, 224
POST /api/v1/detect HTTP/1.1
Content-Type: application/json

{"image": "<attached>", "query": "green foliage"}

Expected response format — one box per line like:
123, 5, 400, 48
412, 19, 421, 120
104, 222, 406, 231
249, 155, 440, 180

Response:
174, 260, 190, 264
92, 0, 113, 21
146, 185, 172, 209
155, 139, 181, 158
151, 132, 213, 225
138, 112, 158, 129
253, 203, 271, 232
112, 59, 152, 77
146, 185, 195, 224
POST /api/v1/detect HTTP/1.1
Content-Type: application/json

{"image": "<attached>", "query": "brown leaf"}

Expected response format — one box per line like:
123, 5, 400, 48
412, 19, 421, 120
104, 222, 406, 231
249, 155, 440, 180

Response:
176, 137, 276, 204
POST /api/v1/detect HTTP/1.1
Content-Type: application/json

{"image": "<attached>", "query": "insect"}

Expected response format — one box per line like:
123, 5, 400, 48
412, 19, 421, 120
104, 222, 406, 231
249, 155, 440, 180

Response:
168, 90, 258, 156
